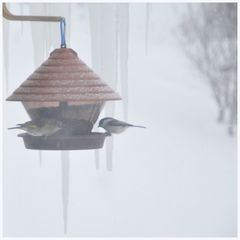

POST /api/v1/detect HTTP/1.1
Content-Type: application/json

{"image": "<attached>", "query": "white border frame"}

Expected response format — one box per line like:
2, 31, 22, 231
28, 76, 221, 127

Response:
0, 1, 238, 240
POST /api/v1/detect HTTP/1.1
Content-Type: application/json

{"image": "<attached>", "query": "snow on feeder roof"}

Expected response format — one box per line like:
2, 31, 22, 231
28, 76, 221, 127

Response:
6, 48, 122, 150
7, 48, 121, 105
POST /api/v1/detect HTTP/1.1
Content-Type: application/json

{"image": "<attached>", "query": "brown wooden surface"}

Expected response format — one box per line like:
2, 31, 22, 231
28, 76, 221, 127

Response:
7, 48, 121, 103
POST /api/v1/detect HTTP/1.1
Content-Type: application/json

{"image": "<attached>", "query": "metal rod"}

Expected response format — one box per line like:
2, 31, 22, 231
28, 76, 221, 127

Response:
3, 3, 63, 22
2, 3, 67, 48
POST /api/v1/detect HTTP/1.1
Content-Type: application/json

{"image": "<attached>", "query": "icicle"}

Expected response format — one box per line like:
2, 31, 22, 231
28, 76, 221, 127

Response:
88, 5, 106, 170
89, 6, 101, 169
104, 107, 115, 171
38, 151, 42, 167
3, 17, 9, 95
89, 4, 118, 93
102, 4, 118, 171
145, 3, 151, 56
103, 5, 118, 171
67, 4, 71, 46
88, 4, 127, 170
40, 4, 72, 234
61, 151, 70, 234
20, 3, 24, 35
29, 3, 46, 67
119, 4, 129, 121
28, 3, 46, 165
94, 150, 100, 170
27, 3, 72, 233
58, 5, 71, 233
106, 137, 114, 171
46, 3, 56, 49
88, 5, 102, 73
43, 3, 51, 56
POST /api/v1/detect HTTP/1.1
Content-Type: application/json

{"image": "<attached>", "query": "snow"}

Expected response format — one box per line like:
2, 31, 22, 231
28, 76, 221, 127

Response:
3, 3, 237, 237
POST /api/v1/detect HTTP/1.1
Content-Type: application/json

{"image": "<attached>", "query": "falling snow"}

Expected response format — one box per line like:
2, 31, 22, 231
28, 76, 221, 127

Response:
3, 3, 237, 237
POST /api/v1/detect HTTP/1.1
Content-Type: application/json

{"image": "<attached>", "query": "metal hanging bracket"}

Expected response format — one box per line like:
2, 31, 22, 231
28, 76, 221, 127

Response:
2, 3, 66, 48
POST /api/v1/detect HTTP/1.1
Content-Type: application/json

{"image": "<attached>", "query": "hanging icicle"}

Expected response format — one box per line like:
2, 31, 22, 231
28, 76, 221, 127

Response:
67, 4, 71, 46
94, 150, 100, 170
28, 3, 71, 167
20, 3, 24, 35
38, 151, 42, 167
43, 4, 51, 55
145, 3, 152, 55
29, 3, 47, 67
28, 4, 72, 233
89, 5, 104, 170
118, 3, 129, 121
89, 4, 119, 171
105, 137, 114, 171
53, 5, 72, 234
61, 151, 70, 234
103, 4, 118, 171
46, 3, 58, 50
3, 13, 10, 95
89, 4, 129, 170
89, 5, 102, 170
29, 3, 46, 165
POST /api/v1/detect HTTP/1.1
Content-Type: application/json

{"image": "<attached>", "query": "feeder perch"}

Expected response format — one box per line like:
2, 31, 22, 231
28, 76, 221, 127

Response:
7, 48, 121, 150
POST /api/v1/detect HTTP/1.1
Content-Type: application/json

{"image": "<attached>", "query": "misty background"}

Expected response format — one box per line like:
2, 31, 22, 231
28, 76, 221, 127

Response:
3, 3, 237, 237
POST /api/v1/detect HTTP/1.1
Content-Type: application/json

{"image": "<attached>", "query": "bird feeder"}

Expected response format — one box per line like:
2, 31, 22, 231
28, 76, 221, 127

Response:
4, 4, 121, 150
7, 48, 121, 150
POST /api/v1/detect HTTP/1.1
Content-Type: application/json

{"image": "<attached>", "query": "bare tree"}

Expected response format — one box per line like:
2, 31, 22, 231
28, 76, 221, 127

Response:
179, 3, 237, 135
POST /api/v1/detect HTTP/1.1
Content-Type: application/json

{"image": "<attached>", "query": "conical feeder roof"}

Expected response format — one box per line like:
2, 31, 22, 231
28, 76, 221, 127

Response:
7, 48, 121, 151
7, 48, 121, 105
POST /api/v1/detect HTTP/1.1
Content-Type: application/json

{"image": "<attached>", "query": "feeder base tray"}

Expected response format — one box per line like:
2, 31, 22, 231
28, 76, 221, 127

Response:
18, 133, 106, 150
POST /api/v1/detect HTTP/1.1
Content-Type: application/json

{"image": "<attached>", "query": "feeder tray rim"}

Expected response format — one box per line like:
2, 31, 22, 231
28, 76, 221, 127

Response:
18, 132, 108, 151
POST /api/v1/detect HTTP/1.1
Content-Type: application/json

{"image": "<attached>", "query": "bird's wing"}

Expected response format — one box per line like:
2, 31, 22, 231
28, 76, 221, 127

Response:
29, 124, 38, 128
33, 119, 49, 128
21, 120, 43, 128
108, 119, 132, 127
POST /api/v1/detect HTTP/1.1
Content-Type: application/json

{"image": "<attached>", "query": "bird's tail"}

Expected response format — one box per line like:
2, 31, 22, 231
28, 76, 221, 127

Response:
132, 125, 146, 128
8, 127, 21, 130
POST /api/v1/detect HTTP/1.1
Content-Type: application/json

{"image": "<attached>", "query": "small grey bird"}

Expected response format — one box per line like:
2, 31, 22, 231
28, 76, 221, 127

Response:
8, 118, 63, 137
98, 117, 146, 135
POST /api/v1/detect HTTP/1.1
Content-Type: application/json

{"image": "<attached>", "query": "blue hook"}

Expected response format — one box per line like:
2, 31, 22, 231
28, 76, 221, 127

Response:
60, 18, 66, 48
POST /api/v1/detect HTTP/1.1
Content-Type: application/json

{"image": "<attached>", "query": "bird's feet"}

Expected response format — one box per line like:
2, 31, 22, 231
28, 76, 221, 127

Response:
105, 132, 112, 137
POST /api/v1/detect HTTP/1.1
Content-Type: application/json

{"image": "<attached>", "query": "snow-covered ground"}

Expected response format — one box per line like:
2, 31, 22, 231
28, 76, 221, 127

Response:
3, 3, 237, 237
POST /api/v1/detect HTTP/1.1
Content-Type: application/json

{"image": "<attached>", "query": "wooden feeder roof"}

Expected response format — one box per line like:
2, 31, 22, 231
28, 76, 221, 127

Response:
7, 48, 121, 105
